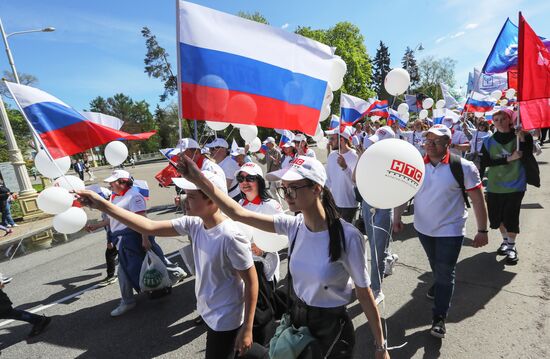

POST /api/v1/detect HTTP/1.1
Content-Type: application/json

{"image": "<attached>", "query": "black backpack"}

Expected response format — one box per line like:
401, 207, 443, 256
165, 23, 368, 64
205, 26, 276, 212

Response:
449, 154, 471, 208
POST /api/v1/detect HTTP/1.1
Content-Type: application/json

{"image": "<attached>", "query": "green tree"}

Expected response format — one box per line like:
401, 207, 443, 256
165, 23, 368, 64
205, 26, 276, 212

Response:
236, 11, 269, 25
0, 106, 32, 162
402, 47, 420, 88
141, 27, 177, 102
0, 71, 38, 98
417, 56, 457, 99
296, 22, 374, 116
372, 41, 391, 100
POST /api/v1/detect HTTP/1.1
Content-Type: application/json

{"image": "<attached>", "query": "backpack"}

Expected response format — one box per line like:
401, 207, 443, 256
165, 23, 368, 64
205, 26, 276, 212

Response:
449, 154, 471, 208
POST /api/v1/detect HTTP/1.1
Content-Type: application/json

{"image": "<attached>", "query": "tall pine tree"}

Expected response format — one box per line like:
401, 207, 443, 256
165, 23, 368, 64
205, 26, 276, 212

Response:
372, 41, 391, 100
402, 47, 420, 88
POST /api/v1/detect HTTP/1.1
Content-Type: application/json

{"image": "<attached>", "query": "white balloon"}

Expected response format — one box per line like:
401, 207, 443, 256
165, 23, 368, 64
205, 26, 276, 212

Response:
505, 88, 516, 99
53, 207, 88, 234
328, 57, 347, 91
248, 137, 262, 153
419, 109, 428, 120
252, 227, 288, 252
490, 90, 502, 100
316, 137, 329, 147
397, 103, 409, 115
474, 112, 484, 118
499, 99, 509, 106
37, 187, 74, 214
323, 84, 334, 106
104, 141, 128, 166
384, 68, 411, 96
312, 123, 324, 142
239, 125, 258, 143
34, 151, 71, 179
318, 105, 331, 122
435, 99, 445, 109
206, 121, 230, 131
356, 139, 425, 209
53, 175, 85, 191
422, 98, 434, 110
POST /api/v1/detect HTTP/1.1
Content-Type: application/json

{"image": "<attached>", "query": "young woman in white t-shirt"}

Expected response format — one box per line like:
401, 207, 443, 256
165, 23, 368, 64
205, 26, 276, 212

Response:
177, 155, 390, 359
76, 173, 260, 359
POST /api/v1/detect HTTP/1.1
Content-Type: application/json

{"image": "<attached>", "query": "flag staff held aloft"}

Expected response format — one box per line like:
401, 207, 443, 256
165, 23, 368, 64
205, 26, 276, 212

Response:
0, 17, 55, 220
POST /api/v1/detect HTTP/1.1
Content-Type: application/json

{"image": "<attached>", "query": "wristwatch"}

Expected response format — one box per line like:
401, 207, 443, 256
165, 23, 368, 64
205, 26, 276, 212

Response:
478, 229, 489, 233
375, 339, 387, 352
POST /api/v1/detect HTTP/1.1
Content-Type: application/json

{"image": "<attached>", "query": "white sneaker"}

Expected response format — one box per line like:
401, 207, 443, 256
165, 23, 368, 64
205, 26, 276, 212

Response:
384, 253, 399, 277
5, 225, 12, 228
374, 291, 385, 305
110, 302, 136, 317
11, 224, 19, 227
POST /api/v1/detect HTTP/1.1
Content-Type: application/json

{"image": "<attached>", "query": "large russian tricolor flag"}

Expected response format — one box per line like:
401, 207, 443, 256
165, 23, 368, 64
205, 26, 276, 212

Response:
5, 82, 156, 159
177, 1, 340, 135
340, 93, 370, 125
464, 92, 496, 112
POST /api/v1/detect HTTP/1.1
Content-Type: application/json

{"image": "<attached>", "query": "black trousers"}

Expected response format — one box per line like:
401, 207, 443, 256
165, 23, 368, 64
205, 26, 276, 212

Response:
205, 325, 269, 359
0, 308, 42, 324
106, 246, 118, 278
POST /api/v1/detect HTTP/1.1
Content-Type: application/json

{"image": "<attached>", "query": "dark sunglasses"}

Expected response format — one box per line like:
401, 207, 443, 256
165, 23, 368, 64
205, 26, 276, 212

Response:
236, 174, 257, 183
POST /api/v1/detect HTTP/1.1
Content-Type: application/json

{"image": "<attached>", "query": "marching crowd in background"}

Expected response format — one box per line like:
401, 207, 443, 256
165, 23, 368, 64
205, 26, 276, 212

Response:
0, 107, 543, 358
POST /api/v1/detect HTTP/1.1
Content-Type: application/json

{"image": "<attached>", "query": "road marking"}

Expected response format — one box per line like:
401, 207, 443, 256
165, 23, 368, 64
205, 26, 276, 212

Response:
0, 251, 181, 328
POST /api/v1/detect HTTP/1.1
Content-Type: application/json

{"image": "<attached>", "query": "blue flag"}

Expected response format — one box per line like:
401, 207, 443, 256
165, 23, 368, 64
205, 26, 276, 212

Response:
482, 18, 518, 74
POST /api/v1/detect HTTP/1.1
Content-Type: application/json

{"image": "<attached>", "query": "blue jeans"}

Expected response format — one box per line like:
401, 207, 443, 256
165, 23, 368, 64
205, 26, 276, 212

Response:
362, 201, 392, 293
417, 232, 464, 318
1, 202, 15, 227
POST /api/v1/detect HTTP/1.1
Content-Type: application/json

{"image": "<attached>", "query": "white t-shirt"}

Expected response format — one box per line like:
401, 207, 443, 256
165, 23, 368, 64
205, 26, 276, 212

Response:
414, 155, 481, 237
401, 131, 426, 155
325, 149, 359, 208
240, 198, 283, 282
468, 130, 492, 154
352, 132, 365, 148
218, 156, 241, 198
303, 148, 316, 158
451, 131, 469, 156
273, 213, 370, 308
281, 155, 294, 169
171, 216, 253, 331
110, 187, 146, 233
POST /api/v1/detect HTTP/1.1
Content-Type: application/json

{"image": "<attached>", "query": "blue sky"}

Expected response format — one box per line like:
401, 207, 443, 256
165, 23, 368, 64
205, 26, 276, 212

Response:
1, 0, 549, 112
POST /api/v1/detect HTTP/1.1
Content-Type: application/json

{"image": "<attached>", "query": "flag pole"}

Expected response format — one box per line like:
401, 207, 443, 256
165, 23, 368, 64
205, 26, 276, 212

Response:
175, 0, 184, 151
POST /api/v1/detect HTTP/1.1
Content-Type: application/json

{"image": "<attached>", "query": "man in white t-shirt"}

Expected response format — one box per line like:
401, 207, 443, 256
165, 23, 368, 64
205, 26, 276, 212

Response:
324, 126, 358, 223
206, 137, 241, 201
442, 117, 469, 156
393, 124, 488, 339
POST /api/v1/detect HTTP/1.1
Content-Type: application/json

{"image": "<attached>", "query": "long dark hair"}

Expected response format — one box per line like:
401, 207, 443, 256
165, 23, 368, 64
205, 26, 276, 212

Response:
308, 180, 345, 262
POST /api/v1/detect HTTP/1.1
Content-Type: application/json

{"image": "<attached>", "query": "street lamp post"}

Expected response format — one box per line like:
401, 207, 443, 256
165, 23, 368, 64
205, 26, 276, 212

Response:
0, 18, 55, 220
405, 43, 424, 95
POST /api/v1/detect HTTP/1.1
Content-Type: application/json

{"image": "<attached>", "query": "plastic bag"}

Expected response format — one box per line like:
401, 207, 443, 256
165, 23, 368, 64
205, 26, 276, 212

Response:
139, 251, 171, 291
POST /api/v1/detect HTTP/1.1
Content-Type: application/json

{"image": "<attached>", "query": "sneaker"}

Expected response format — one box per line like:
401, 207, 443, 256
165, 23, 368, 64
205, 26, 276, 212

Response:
98, 275, 118, 287
430, 316, 446, 339
110, 302, 136, 317
11, 224, 19, 227
496, 242, 508, 256
5, 225, 12, 228
505, 247, 519, 265
426, 285, 435, 300
384, 253, 399, 277
193, 315, 204, 326
29, 316, 51, 337
374, 291, 385, 305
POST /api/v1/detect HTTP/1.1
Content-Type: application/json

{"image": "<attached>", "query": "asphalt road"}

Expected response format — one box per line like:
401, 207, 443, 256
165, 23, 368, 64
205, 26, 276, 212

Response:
0, 146, 549, 358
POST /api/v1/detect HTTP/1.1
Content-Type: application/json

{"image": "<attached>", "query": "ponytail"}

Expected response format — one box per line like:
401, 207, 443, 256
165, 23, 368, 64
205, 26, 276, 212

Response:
320, 185, 345, 262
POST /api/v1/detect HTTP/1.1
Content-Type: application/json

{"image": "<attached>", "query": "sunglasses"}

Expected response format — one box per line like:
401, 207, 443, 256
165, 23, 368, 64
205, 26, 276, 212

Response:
236, 174, 257, 183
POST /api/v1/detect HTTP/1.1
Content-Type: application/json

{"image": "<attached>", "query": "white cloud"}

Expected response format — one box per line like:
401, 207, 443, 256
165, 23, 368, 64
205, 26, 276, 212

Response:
281, 23, 289, 30
450, 31, 465, 39
435, 36, 447, 43
465, 23, 479, 30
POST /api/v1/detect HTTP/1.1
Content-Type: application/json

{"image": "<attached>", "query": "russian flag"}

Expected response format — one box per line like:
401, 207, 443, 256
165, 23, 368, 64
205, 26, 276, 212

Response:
4, 82, 156, 159
278, 130, 294, 147
259, 144, 268, 155
464, 92, 496, 112
432, 108, 445, 125
340, 93, 370, 125
328, 115, 340, 129
388, 109, 408, 128
177, 1, 341, 135
366, 100, 389, 118
133, 180, 150, 199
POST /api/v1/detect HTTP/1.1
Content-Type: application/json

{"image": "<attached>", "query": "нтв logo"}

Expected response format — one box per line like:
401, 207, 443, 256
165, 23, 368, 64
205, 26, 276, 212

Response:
389, 160, 423, 184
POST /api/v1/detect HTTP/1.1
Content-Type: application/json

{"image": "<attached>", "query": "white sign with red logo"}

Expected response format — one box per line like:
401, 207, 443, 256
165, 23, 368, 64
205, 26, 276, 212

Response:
356, 138, 425, 209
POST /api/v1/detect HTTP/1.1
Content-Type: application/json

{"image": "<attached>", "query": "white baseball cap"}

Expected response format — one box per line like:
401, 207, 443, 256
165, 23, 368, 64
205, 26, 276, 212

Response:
205, 138, 229, 148
263, 136, 276, 144
266, 155, 327, 187
442, 117, 456, 129
104, 170, 131, 183
368, 126, 396, 143
230, 147, 246, 156
426, 124, 452, 138
293, 133, 306, 142
235, 162, 264, 178
176, 138, 200, 150
324, 126, 354, 140
172, 170, 228, 194
282, 142, 295, 148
